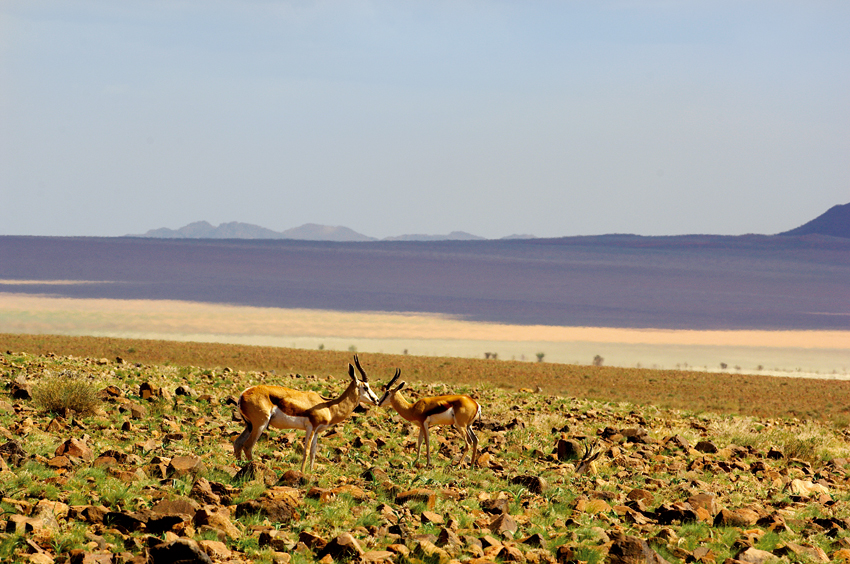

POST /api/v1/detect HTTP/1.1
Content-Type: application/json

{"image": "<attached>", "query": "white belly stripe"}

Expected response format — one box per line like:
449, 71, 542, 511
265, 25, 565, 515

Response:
268, 406, 309, 431
427, 407, 455, 427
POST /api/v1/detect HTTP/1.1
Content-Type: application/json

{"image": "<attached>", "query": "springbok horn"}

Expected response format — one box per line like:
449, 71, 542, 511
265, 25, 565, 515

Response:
385, 368, 401, 391
353, 354, 368, 382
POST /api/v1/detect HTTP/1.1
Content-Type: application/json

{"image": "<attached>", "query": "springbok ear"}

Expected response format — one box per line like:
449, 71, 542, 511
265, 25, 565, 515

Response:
395, 382, 406, 392
348, 364, 356, 380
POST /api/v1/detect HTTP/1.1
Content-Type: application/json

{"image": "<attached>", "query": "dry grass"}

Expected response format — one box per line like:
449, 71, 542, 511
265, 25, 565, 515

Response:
3, 333, 850, 425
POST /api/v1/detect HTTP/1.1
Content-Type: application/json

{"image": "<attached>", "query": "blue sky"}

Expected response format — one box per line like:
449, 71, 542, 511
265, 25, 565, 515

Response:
1, 1, 848, 239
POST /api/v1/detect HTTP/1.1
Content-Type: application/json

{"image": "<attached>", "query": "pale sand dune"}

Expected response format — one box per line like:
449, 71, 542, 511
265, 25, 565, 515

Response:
1, 292, 848, 377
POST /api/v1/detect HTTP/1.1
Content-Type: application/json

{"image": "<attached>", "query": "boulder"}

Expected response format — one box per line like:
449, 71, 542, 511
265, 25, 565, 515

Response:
511, 474, 548, 494
316, 532, 364, 561
607, 533, 673, 564
55, 438, 93, 461
166, 455, 206, 478
148, 538, 213, 564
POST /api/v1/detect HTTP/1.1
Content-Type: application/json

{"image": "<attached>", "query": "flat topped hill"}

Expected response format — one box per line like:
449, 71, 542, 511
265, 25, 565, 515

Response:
1, 234, 848, 331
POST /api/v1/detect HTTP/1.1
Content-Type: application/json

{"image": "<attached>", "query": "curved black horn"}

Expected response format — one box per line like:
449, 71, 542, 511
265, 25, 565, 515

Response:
384, 368, 401, 391
353, 354, 368, 381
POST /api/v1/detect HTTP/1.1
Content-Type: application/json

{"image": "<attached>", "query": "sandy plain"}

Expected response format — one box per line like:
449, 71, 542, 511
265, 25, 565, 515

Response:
1, 291, 848, 379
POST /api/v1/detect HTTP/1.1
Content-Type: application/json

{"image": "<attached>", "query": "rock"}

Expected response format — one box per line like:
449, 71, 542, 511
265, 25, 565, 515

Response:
235, 489, 300, 524
607, 533, 673, 564
316, 532, 364, 560
68, 551, 114, 564
55, 438, 93, 461
139, 382, 160, 400
234, 461, 278, 485
498, 545, 526, 562
411, 539, 450, 564
166, 455, 206, 478
198, 539, 231, 560
421, 510, 444, 525
127, 403, 147, 419
694, 440, 718, 453
734, 546, 780, 563
151, 497, 199, 518
521, 533, 547, 549
10, 379, 32, 399
278, 469, 307, 487
627, 488, 655, 507
148, 538, 213, 564
361, 466, 389, 483
774, 542, 829, 563
766, 447, 784, 459
489, 513, 518, 538
192, 505, 242, 540
104, 511, 148, 533
621, 427, 649, 443
298, 531, 328, 551
687, 493, 717, 514
436, 527, 463, 550
556, 439, 583, 461
511, 474, 548, 494
481, 497, 510, 515
361, 550, 396, 562
189, 478, 221, 505
655, 502, 698, 525
0, 440, 28, 466
714, 508, 760, 528
555, 545, 579, 564
396, 488, 437, 509
788, 479, 830, 497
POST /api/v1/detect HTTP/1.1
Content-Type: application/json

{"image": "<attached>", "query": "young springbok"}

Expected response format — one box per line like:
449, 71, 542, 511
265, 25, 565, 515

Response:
234, 357, 380, 473
375, 367, 481, 468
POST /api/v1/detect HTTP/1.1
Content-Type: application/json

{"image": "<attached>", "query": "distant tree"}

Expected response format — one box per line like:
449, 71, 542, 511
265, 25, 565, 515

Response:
536, 352, 545, 363
348, 345, 357, 352
720, 362, 728, 370
318, 344, 324, 350
592, 355, 604, 367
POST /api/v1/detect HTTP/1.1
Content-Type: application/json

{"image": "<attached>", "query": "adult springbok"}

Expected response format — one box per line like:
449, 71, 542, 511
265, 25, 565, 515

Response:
234, 356, 380, 473
375, 366, 481, 468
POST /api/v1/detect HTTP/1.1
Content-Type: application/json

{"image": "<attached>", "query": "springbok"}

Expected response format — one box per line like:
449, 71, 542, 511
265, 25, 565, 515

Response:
375, 367, 481, 468
233, 356, 380, 473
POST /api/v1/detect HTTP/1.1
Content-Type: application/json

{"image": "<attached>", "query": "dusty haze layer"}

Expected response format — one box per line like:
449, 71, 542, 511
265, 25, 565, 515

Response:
1, 293, 847, 379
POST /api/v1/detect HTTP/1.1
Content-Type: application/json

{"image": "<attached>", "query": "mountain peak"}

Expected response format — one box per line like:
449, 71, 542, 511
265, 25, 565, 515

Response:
779, 202, 850, 238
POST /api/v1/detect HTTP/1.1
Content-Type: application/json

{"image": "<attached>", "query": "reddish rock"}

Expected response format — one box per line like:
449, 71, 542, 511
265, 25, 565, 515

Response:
396, 488, 437, 509
714, 508, 760, 528
148, 538, 212, 564
166, 455, 206, 478
55, 438, 93, 461
489, 513, 518, 538
511, 474, 548, 494
607, 533, 673, 564
316, 532, 364, 560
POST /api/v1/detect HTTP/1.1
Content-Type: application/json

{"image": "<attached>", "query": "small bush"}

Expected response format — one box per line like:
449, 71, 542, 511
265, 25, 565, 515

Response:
32, 371, 101, 416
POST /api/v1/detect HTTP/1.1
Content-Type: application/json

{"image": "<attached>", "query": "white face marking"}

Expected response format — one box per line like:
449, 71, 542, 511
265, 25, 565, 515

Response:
359, 382, 380, 405
267, 406, 309, 431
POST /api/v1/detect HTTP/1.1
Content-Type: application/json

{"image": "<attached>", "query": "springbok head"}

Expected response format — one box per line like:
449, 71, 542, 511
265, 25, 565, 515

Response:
351, 355, 380, 406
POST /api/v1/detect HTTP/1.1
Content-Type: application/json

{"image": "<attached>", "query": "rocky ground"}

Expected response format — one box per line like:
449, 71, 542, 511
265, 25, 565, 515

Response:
2, 350, 850, 563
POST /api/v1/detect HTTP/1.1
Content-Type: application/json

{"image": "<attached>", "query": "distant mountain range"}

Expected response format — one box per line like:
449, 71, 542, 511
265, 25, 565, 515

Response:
132, 221, 516, 242
132, 202, 849, 242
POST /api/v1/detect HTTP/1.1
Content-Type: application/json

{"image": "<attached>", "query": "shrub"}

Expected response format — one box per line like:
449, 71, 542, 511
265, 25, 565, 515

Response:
32, 371, 101, 416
